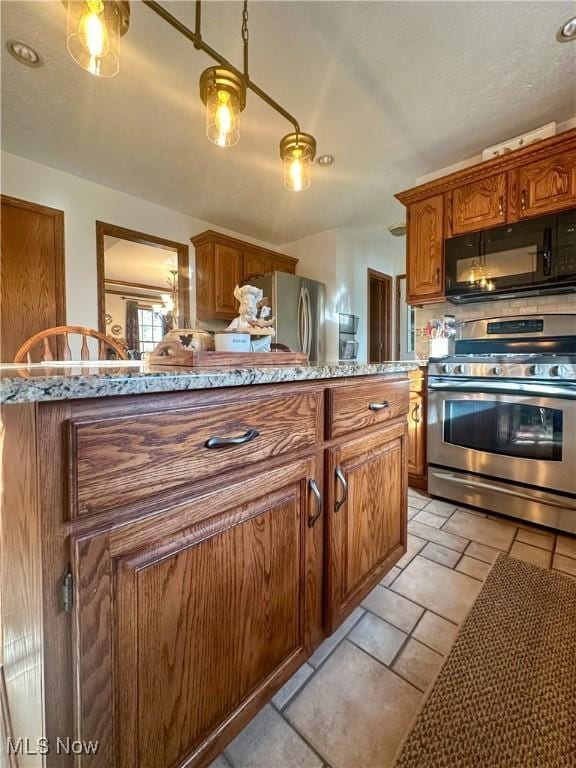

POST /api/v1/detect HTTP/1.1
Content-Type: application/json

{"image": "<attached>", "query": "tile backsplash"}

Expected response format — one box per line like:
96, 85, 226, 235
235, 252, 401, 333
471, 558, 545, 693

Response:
414, 293, 576, 359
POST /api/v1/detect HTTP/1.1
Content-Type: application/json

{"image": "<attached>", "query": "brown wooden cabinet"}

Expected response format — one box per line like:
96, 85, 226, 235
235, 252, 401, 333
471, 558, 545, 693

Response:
407, 369, 427, 490
71, 456, 320, 768
510, 149, 576, 220
396, 128, 576, 305
2, 374, 409, 768
406, 195, 444, 304
192, 231, 298, 321
326, 420, 407, 631
448, 172, 507, 234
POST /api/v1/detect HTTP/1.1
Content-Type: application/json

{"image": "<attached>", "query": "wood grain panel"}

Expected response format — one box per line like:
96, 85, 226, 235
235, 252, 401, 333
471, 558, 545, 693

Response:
1, 196, 66, 362
328, 378, 409, 439
406, 195, 445, 304
72, 458, 318, 768
243, 250, 272, 278
0, 404, 44, 768
326, 421, 407, 631
450, 172, 507, 234
510, 150, 576, 219
214, 244, 242, 317
70, 389, 322, 517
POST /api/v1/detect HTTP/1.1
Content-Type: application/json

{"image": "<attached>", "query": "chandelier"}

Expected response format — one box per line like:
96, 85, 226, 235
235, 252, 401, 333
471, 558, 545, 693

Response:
63, 0, 317, 191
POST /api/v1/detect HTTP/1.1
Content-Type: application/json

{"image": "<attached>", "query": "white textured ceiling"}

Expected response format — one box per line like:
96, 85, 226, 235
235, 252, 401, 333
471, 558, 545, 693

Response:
2, 1, 575, 243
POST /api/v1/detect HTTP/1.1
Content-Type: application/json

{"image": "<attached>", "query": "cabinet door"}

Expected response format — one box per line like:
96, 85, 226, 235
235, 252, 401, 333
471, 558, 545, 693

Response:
511, 150, 576, 219
407, 392, 425, 480
407, 195, 444, 304
214, 243, 242, 317
272, 256, 297, 274
326, 421, 407, 631
71, 458, 323, 768
243, 250, 273, 279
449, 172, 507, 235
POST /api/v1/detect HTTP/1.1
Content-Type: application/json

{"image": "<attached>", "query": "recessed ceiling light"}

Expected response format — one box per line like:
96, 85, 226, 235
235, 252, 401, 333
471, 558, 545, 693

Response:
317, 154, 335, 166
557, 15, 576, 42
6, 40, 42, 67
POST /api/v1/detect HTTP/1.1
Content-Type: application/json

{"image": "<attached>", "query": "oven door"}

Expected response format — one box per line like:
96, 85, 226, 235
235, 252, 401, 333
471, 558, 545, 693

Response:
428, 383, 576, 496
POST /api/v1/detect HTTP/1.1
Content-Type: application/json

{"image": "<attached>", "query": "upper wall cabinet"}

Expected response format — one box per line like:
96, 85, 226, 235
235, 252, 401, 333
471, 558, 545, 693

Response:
396, 128, 576, 305
192, 231, 298, 321
448, 172, 507, 235
509, 150, 576, 220
406, 195, 444, 304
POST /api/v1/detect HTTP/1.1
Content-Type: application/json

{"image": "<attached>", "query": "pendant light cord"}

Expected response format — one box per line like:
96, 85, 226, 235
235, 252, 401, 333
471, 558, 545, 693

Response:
242, 1, 249, 78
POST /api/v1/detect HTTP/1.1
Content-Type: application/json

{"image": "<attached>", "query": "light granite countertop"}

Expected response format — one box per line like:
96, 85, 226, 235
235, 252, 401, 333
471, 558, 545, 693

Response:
0, 360, 423, 405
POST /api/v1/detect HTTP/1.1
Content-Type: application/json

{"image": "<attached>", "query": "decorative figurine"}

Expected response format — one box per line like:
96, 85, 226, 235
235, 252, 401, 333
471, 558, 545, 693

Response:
227, 284, 275, 352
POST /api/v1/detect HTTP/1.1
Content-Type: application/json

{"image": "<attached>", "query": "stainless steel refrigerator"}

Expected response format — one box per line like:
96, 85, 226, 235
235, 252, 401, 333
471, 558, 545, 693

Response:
251, 272, 326, 362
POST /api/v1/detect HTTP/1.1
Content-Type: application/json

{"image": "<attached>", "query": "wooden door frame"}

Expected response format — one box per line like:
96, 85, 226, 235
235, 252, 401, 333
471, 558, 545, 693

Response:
367, 268, 392, 362
394, 273, 405, 361
1, 194, 67, 324
96, 221, 190, 332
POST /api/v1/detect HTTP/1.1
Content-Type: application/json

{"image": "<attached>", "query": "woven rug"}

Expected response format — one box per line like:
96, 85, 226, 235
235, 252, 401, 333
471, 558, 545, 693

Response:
394, 554, 576, 768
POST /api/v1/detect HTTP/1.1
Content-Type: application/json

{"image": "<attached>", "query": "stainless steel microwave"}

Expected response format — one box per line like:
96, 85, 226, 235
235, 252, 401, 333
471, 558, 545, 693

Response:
445, 209, 576, 303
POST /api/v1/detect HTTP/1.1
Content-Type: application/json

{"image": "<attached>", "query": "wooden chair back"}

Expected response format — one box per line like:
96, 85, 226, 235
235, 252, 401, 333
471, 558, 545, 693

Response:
13, 325, 128, 364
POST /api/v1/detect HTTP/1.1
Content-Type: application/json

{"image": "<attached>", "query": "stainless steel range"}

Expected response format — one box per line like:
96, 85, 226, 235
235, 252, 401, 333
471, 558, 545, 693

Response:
427, 314, 576, 533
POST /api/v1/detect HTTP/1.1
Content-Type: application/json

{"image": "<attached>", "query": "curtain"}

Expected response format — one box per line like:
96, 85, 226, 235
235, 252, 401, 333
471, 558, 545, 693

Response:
125, 300, 140, 354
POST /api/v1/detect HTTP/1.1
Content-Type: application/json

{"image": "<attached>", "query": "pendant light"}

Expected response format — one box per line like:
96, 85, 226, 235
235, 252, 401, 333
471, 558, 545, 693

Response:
199, 67, 247, 147
280, 133, 316, 192
65, 0, 129, 77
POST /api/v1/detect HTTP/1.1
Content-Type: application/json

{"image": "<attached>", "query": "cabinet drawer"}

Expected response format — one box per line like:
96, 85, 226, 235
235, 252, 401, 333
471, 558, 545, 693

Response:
328, 378, 409, 439
68, 389, 322, 518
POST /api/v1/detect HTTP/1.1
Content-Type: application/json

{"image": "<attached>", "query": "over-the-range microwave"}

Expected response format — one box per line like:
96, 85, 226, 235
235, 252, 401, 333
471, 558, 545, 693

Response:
445, 208, 576, 303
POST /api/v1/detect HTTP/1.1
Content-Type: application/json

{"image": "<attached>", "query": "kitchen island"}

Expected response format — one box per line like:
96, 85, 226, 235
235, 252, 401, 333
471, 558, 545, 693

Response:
1, 361, 419, 768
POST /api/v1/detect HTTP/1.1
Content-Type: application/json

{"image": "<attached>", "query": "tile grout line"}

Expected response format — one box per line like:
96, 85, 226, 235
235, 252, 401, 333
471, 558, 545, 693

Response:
273, 702, 335, 768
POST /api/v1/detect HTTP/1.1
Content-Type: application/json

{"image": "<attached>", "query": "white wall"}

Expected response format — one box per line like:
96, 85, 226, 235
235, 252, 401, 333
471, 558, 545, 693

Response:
1, 151, 277, 330
283, 226, 406, 362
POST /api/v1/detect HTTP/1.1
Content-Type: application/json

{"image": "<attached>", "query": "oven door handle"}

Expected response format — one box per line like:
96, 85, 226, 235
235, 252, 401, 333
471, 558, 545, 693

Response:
429, 470, 573, 510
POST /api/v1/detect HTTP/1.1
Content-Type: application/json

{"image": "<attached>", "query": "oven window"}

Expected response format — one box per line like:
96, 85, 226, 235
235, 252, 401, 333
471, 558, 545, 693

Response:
443, 400, 563, 461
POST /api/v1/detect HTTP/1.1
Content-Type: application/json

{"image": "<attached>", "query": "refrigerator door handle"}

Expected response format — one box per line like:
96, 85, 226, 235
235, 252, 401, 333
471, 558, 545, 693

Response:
303, 287, 312, 357
297, 287, 305, 353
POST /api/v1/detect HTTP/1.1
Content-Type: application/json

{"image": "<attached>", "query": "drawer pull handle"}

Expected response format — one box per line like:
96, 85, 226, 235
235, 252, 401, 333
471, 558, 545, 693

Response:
205, 428, 260, 449
308, 479, 323, 528
411, 402, 421, 424
369, 401, 389, 411
334, 467, 348, 512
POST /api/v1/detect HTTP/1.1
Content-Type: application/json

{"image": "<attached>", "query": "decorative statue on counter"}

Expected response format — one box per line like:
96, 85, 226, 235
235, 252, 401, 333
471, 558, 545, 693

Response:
228, 284, 275, 352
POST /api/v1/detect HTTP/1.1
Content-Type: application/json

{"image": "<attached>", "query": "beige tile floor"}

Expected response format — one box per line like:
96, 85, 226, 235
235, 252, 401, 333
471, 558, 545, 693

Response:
212, 490, 576, 768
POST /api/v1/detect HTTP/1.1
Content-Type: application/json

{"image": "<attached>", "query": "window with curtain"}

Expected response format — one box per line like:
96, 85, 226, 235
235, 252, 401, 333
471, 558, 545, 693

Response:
138, 307, 165, 353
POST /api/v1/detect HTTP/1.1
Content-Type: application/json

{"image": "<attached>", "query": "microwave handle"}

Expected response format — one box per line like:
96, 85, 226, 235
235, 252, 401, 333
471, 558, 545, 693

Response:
542, 229, 553, 276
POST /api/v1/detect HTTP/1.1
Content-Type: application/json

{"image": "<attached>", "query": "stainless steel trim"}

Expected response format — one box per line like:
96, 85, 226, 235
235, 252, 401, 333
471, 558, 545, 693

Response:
428, 377, 576, 399
428, 467, 576, 533
459, 314, 576, 340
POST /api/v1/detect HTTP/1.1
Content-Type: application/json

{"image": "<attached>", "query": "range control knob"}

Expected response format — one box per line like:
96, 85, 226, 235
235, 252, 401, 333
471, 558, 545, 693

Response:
550, 365, 567, 378
528, 364, 545, 377
442, 364, 453, 374
492, 366, 503, 376
454, 364, 469, 375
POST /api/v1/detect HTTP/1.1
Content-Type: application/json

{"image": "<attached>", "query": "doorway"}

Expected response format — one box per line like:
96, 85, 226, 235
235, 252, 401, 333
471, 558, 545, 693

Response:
367, 268, 392, 362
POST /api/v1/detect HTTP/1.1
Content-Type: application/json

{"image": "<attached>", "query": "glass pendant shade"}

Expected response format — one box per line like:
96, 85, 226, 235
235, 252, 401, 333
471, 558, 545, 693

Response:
200, 68, 246, 148
280, 133, 317, 191
66, 0, 128, 77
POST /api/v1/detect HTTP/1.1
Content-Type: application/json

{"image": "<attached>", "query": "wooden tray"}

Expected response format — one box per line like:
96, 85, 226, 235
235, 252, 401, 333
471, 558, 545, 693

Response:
148, 342, 308, 368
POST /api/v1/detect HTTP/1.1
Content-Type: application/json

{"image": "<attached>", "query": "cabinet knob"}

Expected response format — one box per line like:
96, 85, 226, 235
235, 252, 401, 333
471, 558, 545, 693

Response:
334, 467, 348, 513
308, 479, 323, 527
